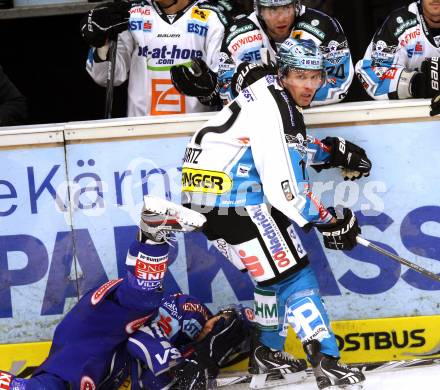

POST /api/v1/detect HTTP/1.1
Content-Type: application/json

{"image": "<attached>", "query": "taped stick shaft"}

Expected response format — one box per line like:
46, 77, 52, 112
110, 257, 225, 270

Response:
356, 236, 440, 283
105, 39, 117, 119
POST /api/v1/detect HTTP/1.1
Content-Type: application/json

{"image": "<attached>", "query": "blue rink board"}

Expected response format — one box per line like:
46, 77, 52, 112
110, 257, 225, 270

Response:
0, 120, 439, 343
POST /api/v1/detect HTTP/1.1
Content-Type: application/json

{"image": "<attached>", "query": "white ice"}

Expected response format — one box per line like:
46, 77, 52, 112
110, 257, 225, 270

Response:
226, 364, 440, 390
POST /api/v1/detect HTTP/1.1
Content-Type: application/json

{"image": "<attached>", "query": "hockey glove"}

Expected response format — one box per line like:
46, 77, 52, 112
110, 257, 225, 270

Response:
312, 137, 372, 180
80, 1, 131, 48
196, 309, 250, 367
170, 358, 213, 390
171, 58, 219, 98
316, 208, 360, 250
430, 94, 440, 116
230, 61, 276, 96
411, 57, 440, 98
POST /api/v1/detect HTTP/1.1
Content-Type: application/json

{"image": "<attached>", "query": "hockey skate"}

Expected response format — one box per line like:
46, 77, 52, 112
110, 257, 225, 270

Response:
304, 340, 365, 389
139, 195, 206, 242
248, 340, 308, 389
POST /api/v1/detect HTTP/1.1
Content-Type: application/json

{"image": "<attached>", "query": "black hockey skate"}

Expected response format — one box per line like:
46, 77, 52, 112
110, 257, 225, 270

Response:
248, 336, 308, 389
304, 340, 365, 389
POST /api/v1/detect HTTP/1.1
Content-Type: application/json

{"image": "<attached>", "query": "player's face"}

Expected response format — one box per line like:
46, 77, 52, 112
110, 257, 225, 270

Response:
282, 69, 323, 107
423, 0, 440, 26
260, 5, 295, 42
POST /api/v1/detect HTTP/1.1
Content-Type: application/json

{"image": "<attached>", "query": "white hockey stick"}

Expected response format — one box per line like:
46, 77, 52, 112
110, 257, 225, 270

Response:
356, 236, 440, 283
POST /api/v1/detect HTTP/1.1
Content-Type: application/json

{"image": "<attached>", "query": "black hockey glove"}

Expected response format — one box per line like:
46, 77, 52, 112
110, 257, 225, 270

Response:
170, 358, 214, 390
80, 1, 131, 48
312, 137, 372, 181
170, 58, 219, 97
196, 308, 250, 366
411, 57, 440, 98
230, 61, 276, 96
430, 94, 440, 116
316, 208, 360, 250
170, 308, 252, 389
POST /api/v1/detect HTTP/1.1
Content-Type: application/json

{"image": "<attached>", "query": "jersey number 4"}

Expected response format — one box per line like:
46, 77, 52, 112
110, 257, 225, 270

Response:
326, 64, 345, 79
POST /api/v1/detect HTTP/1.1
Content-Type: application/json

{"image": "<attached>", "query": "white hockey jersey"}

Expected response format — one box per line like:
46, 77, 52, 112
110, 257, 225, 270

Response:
220, 6, 354, 106
86, 0, 227, 116
355, 1, 440, 99
181, 75, 332, 228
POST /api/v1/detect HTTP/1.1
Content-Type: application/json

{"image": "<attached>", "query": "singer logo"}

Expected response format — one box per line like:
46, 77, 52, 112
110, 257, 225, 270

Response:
151, 79, 186, 115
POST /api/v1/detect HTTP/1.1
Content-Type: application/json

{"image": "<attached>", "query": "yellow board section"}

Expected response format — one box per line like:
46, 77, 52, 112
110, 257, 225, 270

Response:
1, 315, 440, 376
227, 314, 440, 371
0, 341, 51, 377
286, 314, 440, 363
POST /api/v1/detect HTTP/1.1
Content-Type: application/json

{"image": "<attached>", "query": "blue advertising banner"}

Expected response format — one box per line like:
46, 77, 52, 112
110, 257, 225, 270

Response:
0, 146, 77, 343
1, 120, 439, 344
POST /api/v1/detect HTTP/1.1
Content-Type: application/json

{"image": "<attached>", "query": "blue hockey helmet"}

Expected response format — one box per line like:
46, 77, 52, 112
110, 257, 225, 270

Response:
254, 0, 301, 16
276, 38, 324, 75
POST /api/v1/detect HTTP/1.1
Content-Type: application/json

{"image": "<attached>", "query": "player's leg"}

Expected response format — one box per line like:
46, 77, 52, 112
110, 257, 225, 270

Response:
199, 206, 309, 387
283, 266, 365, 389
120, 195, 207, 311
139, 195, 206, 242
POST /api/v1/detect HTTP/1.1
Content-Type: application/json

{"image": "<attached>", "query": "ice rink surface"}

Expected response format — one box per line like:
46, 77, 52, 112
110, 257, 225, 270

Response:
224, 364, 440, 390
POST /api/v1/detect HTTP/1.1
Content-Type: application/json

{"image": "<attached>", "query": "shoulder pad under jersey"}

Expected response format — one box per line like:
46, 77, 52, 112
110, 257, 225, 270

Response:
374, 6, 418, 42
297, 8, 349, 45
224, 17, 260, 46
196, 0, 231, 26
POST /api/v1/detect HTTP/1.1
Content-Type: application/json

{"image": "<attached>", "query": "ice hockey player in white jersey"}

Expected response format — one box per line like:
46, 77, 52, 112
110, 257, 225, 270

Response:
180, 38, 370, 389
355, 0, 440, 100
171, 0, 353, 106
80, 0, 229, 117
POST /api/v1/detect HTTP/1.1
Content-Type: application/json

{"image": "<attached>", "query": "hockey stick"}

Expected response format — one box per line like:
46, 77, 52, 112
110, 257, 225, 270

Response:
104, 38, 117, 119
356, 236, 440, 283
213, 357, 440, 388
104, 0, 124, 119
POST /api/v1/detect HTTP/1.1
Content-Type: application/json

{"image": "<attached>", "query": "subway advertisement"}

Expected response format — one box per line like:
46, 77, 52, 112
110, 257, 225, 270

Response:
0, 120, 439, 375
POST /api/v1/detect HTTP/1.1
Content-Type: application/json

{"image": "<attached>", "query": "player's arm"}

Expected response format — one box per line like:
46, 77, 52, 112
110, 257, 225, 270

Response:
128, 322, 183, 375
170, 4, 229, 107
248, 87, 331, 227
250, 101, 360, 250
355, 9, 418, 100
249, 88, 362, 250
81, 1, 133, 86
307, 136, 372, 181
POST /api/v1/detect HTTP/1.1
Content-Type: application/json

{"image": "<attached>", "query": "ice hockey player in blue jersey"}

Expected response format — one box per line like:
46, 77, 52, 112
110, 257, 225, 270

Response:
0, 197, 253, 390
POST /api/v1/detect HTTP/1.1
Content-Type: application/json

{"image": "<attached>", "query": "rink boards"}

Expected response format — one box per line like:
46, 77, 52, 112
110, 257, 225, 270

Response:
1, 314, 439, 376
0, 99, 439, 374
